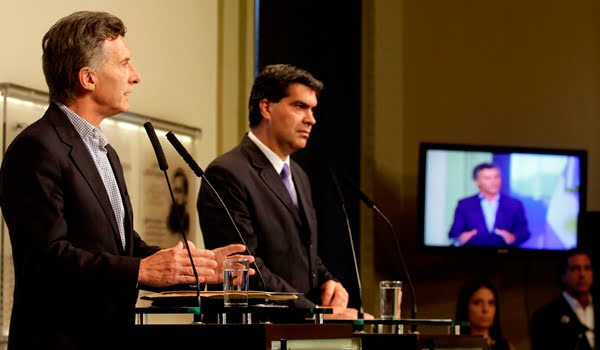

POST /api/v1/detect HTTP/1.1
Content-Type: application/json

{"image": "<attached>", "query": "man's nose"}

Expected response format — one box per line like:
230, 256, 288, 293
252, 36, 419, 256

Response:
305, 110, 316, 125
130, 63, 141, 84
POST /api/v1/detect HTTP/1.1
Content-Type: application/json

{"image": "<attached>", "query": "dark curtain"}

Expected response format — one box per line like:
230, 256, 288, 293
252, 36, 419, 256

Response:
257, 0, 363, 309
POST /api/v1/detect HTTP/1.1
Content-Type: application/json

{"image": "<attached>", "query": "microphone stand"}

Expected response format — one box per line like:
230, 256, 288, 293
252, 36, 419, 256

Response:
329, 168, 364, 330
163, 172, 203, 315
143, 122, 202, 314
165, 131, 267, 291
372, 205, 417, 332
343, 176, 418, 332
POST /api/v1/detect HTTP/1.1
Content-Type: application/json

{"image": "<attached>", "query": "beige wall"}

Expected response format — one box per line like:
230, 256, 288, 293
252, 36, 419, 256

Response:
217, 0, 255, 153
0, 0, 255, 328
0, 0, 255, 247
367, 0, 600, 349
0, 0, 220, 168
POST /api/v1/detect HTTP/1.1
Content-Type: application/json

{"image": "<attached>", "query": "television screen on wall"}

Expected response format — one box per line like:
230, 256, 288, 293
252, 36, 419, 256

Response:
417, 142, 587, 254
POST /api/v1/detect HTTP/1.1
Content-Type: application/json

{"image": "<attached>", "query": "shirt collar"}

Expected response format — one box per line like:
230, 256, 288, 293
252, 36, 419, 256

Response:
563, 290, 593, 309
478, 193, 500, 203
55, 101, 109, 146
248, 130, 290, 174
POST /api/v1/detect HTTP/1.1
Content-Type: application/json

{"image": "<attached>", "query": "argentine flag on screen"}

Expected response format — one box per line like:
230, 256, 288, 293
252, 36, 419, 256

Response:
546, 156, 579, 249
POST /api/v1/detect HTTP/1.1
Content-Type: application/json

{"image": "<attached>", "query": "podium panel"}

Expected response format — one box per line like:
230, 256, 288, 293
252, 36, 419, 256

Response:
132, 324, 488, 350
132, 323, 355, 350
419, 334, 490, 349
132, 305, 482, 350
358, 334, 489, 350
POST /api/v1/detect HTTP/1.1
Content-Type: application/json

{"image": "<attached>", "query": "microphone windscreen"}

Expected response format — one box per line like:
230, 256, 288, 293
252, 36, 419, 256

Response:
166, 131, 204, 177
341, 175, 375, 208
144, 122, 168, 171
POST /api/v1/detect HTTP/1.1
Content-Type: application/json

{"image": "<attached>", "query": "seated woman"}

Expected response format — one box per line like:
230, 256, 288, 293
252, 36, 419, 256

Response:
455, 278, 514, 350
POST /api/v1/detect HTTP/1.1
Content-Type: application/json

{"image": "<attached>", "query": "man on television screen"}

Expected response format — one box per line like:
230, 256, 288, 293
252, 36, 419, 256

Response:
448, 162, 530, 247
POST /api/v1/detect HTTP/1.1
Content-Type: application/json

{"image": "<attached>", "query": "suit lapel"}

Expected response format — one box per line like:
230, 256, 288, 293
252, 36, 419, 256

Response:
559, 296, 593, 349
47, 104, 123, 252
241, 135, 303, 225
107, 144, 132, 252
495, 196, 507, 229
291, 161, 314, 224
291, 161, 318, 244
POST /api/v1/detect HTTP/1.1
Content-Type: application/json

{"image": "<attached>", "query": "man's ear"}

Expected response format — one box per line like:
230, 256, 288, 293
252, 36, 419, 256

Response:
78, 67, 96, 92
259, 98, 271, 121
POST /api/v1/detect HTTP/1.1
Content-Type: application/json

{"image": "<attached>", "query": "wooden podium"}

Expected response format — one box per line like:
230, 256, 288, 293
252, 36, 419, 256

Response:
132, 323, 489, 350
132, 304, 488, 350
132, 323, 356, 350
357, 333, 489, 350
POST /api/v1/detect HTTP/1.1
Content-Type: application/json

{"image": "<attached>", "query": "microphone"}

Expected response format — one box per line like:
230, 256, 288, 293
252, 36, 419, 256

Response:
144, 122, 168, 171
143, 122, 201, 309
165, 131, 267, 291
329, 168, 364, 324
341, 175, 418, 331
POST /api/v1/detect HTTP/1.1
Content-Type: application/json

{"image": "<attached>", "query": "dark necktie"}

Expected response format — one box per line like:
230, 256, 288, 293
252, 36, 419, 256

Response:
280, 164, 298, 207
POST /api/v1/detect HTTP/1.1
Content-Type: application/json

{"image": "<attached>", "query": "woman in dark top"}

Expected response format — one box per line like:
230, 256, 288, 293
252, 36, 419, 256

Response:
455, 278, 514, 350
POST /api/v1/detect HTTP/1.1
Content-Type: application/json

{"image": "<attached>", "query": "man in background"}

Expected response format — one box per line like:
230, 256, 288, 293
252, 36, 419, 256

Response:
530, 248, 594, 350
448, 162, 530, 247
198, 64, 368, 319
0, 11, 250, 349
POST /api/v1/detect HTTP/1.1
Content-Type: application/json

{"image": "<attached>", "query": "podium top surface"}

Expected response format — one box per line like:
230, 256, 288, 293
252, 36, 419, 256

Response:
134, 304, 333, 315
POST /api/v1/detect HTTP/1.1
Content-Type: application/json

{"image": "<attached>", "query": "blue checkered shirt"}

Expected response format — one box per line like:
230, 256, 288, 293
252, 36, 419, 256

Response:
57, 103, 126, 250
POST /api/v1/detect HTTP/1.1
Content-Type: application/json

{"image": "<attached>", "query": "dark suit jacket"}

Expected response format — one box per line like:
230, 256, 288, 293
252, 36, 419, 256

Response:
197, 134, 335, 308
0, 103, 160, 350
448, 194, 530, 247
530, 295, 593, 350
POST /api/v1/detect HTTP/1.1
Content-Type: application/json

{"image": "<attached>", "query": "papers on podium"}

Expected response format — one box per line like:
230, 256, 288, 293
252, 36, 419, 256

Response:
141, 290, 300, 306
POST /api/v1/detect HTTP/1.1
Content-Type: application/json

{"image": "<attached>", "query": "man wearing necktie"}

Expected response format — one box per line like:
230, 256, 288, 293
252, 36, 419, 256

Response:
198, 64, 364, 319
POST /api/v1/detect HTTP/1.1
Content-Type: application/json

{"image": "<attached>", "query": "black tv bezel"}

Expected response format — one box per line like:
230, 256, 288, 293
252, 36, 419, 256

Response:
417, 142, 588, 256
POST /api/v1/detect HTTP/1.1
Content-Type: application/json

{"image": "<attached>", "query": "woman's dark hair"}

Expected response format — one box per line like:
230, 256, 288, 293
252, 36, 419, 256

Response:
455, 278, 505, 343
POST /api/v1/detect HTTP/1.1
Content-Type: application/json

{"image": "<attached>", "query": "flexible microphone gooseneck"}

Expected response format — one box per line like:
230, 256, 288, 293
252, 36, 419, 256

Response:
143, 122, 201, 309
165, 131, 267, 291
342, 176, 418, 331
329, 168, 364, 323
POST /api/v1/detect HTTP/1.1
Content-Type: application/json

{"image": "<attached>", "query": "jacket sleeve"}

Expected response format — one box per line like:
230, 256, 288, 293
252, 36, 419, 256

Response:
0, 133, 142, 296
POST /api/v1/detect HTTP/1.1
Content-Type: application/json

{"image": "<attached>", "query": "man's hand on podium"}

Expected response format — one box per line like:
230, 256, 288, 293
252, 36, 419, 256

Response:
205, 243, 256, 284
323, 307, 375, 320
319, 280, 374, 320
321, 280, 349, 307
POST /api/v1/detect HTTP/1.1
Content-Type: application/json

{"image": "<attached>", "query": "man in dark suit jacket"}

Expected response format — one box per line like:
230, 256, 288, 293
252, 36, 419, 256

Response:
448, 162, 530, 247
198, 64, 365, 319
0, 11, 249, 350
530, 249, 595, 350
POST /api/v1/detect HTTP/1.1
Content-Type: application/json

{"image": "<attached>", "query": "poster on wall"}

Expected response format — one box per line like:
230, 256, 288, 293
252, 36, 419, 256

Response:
101, 121, 199, 248
140, 148, 196, 249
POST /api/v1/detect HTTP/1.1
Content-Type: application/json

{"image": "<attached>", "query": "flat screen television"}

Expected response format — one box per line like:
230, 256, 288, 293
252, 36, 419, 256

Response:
417, 142, 587, 254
